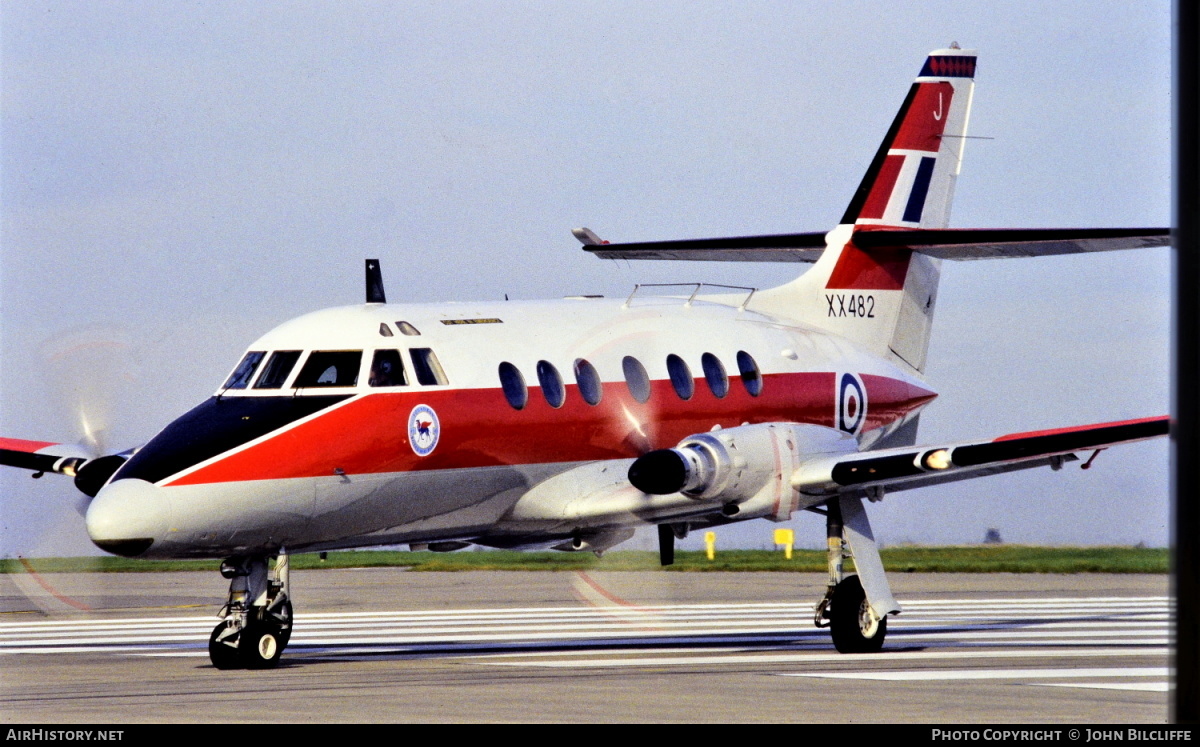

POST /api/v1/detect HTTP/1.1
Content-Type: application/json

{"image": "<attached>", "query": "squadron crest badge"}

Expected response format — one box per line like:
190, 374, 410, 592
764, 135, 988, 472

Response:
408, 404, 440, 456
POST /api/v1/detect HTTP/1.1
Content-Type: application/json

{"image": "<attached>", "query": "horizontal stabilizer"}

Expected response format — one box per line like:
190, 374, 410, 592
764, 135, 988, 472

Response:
852, 227, 1170, 259
583, 232, 828, 263
583, 228, 1168, 263
792, 415, 1168, 496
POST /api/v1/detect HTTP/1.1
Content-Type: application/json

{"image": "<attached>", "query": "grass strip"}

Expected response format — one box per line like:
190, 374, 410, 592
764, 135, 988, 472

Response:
0, 546, 1167, 574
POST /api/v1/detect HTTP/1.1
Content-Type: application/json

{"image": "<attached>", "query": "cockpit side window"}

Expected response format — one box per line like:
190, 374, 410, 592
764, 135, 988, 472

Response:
254, 350, 302, 389
369, 349, 408, 387
294, 351, 363, 388
410, 348, 448, 386
223, 351, 265, 390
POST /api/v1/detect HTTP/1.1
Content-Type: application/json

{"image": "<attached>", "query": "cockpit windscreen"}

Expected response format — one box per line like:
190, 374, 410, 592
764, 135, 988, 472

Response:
223, 351, 265, 389
294, 351, 363, 388
254, 350, 303, 389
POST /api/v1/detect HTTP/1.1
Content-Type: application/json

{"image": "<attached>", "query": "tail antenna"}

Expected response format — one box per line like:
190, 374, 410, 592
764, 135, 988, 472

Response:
365, 259, 387, 304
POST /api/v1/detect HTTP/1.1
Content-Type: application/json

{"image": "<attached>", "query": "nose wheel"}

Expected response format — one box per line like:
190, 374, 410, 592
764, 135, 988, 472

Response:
208, 552, 292, 670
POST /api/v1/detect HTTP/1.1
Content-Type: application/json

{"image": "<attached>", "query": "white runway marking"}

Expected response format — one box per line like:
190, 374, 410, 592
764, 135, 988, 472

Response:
491, 647, 1168, 668
0, 594, 1171, 692
1037, 682, 1171, 693
782, 667, 1169, 681
785, 666, 1172, 693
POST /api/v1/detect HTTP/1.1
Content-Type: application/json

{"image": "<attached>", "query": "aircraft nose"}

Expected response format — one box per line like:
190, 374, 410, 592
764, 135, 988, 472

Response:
86, 479, 171, 557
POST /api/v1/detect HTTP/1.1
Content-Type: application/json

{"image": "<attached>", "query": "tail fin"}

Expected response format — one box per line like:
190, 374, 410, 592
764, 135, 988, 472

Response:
842, 47, 977, 230
755, 47, 978, 374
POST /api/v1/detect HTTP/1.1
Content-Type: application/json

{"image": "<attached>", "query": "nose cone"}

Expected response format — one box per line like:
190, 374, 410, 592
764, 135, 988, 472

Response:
86, 479, 171, 557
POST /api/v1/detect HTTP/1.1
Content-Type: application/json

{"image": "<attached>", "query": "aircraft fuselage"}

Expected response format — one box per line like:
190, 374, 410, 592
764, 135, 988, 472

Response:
85, 294, 935, 559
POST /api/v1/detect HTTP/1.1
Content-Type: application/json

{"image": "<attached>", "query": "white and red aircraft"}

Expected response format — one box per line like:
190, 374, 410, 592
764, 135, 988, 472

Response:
0, 46, 1169, 669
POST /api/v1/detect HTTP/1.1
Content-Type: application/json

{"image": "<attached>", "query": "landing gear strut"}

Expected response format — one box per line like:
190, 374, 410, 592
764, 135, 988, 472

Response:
812, 498, 889, 653
208, 550, 292, 669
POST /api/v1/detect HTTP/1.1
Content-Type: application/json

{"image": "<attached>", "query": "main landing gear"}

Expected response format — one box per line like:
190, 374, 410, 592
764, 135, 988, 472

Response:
812, 497, 890, 653
208, 551, 293, 669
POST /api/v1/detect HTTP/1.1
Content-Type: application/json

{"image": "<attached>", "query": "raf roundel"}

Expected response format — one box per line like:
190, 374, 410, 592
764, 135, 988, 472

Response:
837, 372, 868, 435
408, 404, 440, 457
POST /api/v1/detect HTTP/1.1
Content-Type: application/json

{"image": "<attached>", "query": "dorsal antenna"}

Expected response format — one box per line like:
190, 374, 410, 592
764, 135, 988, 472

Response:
365, 259, 386, 304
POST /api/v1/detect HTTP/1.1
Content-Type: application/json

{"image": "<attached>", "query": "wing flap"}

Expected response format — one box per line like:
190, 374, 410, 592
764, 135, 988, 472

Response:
792, 416, 1168, 496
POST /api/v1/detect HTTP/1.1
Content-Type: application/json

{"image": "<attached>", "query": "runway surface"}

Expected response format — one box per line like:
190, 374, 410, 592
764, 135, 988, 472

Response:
0, 569, 1171, 722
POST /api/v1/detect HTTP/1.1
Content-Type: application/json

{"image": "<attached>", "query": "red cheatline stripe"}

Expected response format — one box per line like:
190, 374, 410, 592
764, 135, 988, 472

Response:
163, 372, 935, 487
17, 557, 93, 611
994, 416, 1169, 442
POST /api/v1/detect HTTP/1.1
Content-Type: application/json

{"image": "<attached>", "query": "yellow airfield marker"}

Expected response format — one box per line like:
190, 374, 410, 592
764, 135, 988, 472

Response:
774, 528, 795, 560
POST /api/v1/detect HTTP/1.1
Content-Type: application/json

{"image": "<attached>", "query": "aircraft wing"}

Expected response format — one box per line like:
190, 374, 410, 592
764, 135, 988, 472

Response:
0, 438, 90, 476
791, 416, 1169, 497
0, 437, 133, 498
578, 227, 1169, 263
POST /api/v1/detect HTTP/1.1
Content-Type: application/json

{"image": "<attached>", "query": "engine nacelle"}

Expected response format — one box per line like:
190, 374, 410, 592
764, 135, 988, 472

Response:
628, 423, 857, 505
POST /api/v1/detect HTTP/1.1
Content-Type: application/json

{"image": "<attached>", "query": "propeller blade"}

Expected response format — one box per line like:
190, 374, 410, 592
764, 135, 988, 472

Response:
42, 326, 140, 458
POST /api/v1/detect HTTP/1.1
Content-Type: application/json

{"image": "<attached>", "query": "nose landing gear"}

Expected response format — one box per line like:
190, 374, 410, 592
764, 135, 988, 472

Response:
208, 551, 292, 669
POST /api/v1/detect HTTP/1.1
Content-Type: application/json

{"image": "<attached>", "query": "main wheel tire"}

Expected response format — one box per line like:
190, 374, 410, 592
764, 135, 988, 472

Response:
208, 622, 243, 670
268, 600, 293, 650
238, 621, 284, 669
829, 575, 887, 653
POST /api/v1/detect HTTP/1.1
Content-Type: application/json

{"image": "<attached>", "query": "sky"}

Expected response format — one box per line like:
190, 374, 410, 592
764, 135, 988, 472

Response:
0, 1, 1173, 557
